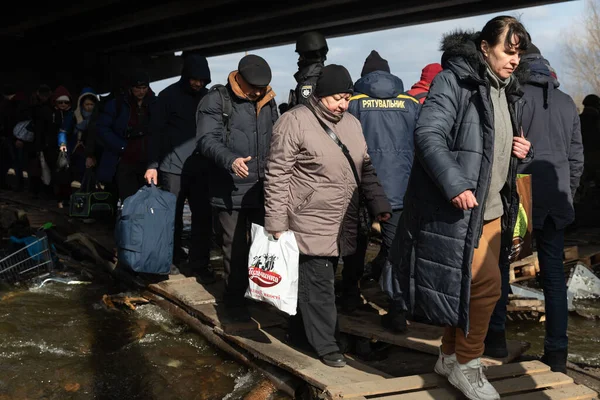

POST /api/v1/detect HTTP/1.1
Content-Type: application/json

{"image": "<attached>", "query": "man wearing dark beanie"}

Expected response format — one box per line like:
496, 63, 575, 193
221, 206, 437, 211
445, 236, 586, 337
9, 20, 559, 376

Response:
265, 63, 391, 367
485, 44, 583, 374
348, 50, 420, 333
360, 50, 391, 77
197, 54, 278, 322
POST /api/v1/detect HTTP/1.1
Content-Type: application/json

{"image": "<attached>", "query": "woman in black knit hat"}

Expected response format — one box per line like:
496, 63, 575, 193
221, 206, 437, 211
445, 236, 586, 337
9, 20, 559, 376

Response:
263, 64, 391, 367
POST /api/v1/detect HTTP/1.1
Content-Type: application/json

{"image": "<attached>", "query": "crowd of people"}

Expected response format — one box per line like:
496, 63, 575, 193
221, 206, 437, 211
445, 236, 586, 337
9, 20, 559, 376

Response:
1, 13, 599, 400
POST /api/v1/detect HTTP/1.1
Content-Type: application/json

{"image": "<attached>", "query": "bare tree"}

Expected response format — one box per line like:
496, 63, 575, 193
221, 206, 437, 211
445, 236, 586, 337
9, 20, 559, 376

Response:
562, 0, 600, 103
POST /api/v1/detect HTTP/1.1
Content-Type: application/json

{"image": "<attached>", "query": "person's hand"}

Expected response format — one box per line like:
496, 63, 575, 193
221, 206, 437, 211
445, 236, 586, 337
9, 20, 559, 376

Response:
85, 157, 96, 169
451, 190, 479, 210
377, 212, 391, 222
60, 145, 67, 152
144, 168, 158, 184
512, 136, 531, 159
270, 231, 283, 240
232, 156, 251, 178
15, 140, 23, 149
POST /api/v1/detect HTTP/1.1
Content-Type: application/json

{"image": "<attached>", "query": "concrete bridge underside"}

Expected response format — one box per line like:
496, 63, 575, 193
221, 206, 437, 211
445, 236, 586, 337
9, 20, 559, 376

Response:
1, 0, 568, 93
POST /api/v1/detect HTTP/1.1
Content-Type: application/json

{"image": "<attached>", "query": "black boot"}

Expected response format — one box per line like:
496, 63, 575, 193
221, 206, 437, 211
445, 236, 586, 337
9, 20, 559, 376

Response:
321, 352, 346, 368
541, 348, 568, 373
381, 308, 407, 333
483, 329, 508, 359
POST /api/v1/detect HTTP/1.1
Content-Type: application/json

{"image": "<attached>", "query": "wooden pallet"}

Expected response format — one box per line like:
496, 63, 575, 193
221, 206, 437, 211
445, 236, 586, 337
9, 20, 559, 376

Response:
507, 298, 546, 322
510, 254, 539, 283
563, 245, 600, 269
338, 310, 529, 366
324, 360, 598, 399
509, 244, 600, 284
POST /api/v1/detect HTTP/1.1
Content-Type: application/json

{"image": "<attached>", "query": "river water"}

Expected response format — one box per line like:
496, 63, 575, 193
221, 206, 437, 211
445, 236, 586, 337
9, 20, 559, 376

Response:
0, 278, 289, 400
0, 203, 598, 399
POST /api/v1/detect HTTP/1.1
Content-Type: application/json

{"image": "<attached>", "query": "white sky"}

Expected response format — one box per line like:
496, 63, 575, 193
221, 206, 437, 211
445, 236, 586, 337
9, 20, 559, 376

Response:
151, 1, 586, 103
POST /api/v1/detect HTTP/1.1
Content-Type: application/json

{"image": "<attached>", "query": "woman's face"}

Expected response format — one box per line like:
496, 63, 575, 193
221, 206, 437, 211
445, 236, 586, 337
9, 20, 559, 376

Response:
320, 93, 351, 114
481, 28, 522, 80
56, 99, 71, 111
82, 99, 96, 113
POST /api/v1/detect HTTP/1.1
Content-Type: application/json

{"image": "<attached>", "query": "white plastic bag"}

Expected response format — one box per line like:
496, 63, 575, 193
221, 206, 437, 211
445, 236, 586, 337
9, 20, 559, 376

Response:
245, 224, 299, 315
39, 152, 51, 186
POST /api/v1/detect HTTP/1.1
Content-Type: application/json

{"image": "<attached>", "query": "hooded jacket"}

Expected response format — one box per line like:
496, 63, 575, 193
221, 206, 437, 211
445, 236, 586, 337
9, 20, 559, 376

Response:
515, 53, 583, 230
406, 63, 443, 103
348, 71, 420, 209
33, 86, 72, 152
58, 87, 98, 147
147, 53, 211, 174
96, 90, 157, 183
390, 31, 531, 333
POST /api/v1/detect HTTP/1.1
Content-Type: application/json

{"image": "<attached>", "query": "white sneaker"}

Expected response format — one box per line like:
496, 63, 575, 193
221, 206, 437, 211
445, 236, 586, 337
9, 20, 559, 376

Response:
434, 346, 457, 377
7, 168, 15, 176
448, 358, 500, 400
22, 171, 28, 179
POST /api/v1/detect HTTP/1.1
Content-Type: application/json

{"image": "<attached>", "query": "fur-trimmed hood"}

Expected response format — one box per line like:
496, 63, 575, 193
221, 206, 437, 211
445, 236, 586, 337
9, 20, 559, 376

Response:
439, 30, 523, 100
440, 30, 485, 81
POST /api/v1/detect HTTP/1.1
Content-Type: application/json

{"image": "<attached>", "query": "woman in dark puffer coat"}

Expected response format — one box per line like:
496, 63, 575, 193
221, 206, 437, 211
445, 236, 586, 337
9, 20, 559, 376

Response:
390, 16, 532, 400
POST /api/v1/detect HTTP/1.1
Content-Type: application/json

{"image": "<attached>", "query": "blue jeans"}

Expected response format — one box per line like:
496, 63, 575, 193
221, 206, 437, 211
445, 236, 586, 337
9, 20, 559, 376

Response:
489, 217, 568, 352
536, 218, 568, 352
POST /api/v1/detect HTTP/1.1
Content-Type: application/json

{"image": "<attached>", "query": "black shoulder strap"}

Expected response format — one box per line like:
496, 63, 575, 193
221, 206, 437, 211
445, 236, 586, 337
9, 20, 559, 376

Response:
414, 92, 427, 101
309, 108, 361, 187
210, 84, 233, 144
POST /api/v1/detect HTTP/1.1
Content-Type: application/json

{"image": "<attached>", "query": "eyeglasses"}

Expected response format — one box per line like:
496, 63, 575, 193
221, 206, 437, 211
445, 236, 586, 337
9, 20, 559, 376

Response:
56, 101, 70, 105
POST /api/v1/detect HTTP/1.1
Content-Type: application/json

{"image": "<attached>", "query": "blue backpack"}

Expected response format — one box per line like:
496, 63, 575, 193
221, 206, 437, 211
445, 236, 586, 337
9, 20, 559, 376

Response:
115, 184, 176, 274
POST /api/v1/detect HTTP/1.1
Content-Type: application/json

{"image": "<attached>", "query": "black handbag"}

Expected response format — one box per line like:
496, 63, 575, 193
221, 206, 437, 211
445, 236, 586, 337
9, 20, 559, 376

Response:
69, 169, 114, 218
311, 112, 372, 237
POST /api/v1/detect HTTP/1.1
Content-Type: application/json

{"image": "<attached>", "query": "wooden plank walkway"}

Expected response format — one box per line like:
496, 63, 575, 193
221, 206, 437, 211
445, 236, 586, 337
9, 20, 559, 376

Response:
338, 310, 529, 365
324, 360, 597, 399
2, 191, 599, 399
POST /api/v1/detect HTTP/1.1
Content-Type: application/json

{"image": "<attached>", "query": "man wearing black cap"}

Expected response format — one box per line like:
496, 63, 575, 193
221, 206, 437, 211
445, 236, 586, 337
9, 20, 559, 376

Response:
145, 52, 213, 279
486, 44, 583, 374
197, 54, 278, 320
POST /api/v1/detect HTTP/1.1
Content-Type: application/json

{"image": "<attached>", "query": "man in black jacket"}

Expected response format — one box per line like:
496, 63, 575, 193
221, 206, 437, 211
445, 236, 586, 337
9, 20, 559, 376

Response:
580, 94, 600, 191
145, 52, 213, 279
486, 45, 584, 373
288, 31, 328, 108
197, 54, 277, 321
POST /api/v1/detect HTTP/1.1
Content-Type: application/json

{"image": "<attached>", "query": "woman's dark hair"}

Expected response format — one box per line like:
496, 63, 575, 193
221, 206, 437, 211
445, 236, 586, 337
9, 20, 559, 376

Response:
478, 16, 530, 52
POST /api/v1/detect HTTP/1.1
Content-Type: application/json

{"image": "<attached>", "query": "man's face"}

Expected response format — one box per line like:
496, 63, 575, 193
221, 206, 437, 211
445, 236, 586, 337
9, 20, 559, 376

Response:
38, 93, 50, 103
131, 85, 149, 101
189, 79, 206, 92
237, 74, 266, 101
